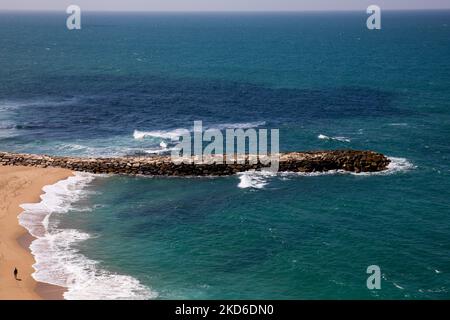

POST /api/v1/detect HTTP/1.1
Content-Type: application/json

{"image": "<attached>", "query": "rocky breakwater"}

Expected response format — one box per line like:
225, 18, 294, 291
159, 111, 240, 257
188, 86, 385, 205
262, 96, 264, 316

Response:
0, 150, 390, 176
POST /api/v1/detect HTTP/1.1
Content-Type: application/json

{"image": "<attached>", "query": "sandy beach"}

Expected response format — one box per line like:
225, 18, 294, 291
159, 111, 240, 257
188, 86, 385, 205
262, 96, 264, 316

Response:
0, 166, 73, 300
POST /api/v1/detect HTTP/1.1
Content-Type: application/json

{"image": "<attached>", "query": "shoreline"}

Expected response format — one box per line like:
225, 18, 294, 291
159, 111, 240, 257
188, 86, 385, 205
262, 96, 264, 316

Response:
17, 231, 67, 300
0, 166, 73, 300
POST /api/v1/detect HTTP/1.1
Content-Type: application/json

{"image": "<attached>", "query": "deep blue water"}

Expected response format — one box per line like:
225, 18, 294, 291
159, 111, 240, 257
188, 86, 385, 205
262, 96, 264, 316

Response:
1, 11, 450, 299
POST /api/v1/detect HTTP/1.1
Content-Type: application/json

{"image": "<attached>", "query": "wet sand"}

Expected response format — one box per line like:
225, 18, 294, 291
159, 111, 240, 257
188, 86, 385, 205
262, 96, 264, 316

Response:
0, 166, 73, 300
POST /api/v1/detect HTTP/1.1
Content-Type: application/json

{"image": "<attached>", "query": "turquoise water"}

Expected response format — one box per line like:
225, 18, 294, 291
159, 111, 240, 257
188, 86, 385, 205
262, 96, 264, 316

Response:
1, 11, 450, 299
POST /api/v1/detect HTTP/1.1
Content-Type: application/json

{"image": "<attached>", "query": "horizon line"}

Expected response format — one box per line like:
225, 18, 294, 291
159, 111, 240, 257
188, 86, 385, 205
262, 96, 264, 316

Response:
1, 8, 450, 13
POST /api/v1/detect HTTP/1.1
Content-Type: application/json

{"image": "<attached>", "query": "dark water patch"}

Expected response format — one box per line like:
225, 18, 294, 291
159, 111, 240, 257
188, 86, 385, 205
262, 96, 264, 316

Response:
2, 74, 402, 143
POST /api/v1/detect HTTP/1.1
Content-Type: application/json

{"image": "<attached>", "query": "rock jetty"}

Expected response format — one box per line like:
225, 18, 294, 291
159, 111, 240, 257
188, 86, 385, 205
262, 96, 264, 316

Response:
0, 150, 390, 176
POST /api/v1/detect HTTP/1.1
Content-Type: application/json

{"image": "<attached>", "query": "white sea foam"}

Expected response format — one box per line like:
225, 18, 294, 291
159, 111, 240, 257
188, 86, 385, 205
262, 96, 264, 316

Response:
142, 140, 179, 154
144, 146, 178, 155
393, 282, 405, 290
133, 128, 188, 141
236, 157, 415, 189
318, 134, 351, 143
160, 141, 168, 149
19, 173, 156, 300
237, 170, 276, 189
382, 157, 416, 175
55, 142, 162, 158
134, 121, 266, 141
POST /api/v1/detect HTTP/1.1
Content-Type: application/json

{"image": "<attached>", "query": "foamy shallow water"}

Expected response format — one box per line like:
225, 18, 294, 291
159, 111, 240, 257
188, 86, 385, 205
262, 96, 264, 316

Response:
19, 173, 157, 300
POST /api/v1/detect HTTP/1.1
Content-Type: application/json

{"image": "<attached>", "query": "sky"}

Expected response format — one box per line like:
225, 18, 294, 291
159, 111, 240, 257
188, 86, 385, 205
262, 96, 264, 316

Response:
1, 0, 450, 12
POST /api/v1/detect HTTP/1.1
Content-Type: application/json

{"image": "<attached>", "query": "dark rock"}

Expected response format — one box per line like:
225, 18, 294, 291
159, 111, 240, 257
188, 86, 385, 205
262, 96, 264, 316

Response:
0, 150, 390, 176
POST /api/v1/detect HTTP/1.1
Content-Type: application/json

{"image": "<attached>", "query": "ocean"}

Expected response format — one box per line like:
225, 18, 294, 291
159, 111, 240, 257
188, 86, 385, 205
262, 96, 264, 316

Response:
1, 10, 450, 299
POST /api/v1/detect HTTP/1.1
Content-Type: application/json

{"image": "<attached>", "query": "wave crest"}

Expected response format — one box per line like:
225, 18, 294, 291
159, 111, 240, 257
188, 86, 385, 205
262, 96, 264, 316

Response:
134, 121, 266, 141
237, 170, 276, 189
133, 128, 189, 141
318, 134, 351, 143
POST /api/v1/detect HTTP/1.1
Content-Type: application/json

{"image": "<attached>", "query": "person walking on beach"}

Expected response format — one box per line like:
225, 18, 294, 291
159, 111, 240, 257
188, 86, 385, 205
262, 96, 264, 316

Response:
13, 267, 18, 280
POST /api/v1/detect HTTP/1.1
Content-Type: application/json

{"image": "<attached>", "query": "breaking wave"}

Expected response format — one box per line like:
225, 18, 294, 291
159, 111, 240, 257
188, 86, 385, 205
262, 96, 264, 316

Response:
318, 134, 351, 143
134, 121, 266, 141
19, 173, 156, 300
237, 170, 276, 189
236, 157, 415, 189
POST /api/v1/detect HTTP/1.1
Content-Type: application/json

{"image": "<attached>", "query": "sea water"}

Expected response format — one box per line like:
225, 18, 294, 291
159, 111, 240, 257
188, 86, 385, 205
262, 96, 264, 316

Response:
1, 11, 450, 299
